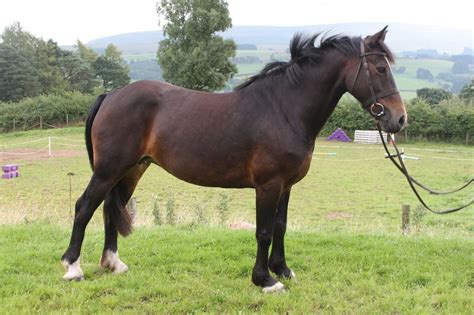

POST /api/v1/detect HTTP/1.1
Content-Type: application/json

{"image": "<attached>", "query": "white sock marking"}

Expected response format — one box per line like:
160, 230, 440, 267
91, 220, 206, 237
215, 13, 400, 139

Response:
62, 257, 84, 281
262, 281, 285, 293
100, 250, 128, 274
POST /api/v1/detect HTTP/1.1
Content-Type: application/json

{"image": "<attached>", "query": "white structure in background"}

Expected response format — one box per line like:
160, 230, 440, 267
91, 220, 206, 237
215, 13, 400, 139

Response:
354, 130, 394, 144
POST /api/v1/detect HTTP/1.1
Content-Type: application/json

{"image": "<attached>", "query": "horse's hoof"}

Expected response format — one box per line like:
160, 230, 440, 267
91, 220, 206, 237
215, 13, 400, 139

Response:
100, 250, 129, 274
262, 281, 285, 293
62, 258, 84, 281
289, 269, 297, 280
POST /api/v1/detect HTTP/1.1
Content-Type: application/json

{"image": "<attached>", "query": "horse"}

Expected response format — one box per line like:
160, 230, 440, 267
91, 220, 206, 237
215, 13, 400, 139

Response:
61, 26, 407, 293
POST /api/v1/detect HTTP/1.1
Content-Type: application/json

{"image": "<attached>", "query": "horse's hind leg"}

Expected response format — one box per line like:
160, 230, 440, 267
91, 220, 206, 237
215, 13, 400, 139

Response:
61, 172, 121, 280
100, 161, 150, 274
269, 188, 296, 279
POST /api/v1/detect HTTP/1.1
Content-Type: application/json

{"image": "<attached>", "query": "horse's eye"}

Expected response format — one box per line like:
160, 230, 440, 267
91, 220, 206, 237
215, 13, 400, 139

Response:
376, 66, 386, 73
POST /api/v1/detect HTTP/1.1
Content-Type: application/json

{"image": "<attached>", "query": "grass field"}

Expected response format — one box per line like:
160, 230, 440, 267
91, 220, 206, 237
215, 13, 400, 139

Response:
0, 224, 473, 313
1, 127, 473, 312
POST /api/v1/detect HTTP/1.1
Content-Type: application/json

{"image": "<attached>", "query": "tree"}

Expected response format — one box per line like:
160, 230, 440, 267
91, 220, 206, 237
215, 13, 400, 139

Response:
103, 44, 123, 63
416, 88, 452, 106
59, 50, 99, 93
156, 0, 237, 91
0, 43, 41, 101
76, 40, 98, 64
459, 80, 473, 103
416, 68, 434, 82
451, 61, 470, 74
93, 44, 130, 91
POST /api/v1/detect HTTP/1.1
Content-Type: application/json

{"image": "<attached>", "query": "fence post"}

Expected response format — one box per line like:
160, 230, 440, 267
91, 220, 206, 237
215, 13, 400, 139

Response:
40, 116, 43, 129
66, 114, 69, 128
402, 204, 410, 235
127, 197, 137, 223
48, 137, 52, 157
13, 118, 16, 132
466, 133, 469, 146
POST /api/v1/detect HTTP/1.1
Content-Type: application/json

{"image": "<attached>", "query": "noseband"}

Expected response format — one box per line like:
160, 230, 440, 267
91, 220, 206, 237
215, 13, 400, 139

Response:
350, 41, 399, 120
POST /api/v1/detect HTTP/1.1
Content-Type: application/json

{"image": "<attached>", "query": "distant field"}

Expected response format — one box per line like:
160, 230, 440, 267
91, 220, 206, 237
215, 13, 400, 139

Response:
123, 53, 156, 61
396, 58, 454, 77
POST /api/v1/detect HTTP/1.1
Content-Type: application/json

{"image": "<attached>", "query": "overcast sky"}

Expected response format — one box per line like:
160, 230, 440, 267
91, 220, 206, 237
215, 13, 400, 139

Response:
0, 0, 472, 45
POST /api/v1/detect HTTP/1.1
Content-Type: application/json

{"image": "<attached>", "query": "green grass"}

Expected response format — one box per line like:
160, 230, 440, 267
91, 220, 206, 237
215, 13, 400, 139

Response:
0, 224, 472, 313
396, 58, 454, 77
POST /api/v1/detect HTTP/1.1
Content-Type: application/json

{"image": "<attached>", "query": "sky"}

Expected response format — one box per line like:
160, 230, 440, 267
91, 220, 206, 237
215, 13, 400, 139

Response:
0, 0, 472, 45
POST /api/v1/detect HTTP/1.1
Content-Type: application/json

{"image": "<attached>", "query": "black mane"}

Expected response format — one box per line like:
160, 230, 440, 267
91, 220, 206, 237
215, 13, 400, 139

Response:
235, 33, 394, 90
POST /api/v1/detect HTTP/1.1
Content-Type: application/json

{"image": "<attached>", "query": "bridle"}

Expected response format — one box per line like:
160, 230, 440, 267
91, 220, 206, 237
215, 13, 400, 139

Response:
350, 40, 399, 120
379, 126, 473, 214
350, 39, 472, 214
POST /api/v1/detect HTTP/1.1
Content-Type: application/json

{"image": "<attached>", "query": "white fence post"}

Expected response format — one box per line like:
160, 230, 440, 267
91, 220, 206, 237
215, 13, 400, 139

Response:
48, 137, 52, 156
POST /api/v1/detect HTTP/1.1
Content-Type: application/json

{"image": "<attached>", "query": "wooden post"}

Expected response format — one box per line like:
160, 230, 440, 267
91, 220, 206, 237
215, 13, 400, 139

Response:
127, 197, 137, 223
66, 114, 69, 128
402, 204, 410, 235
67, 172, 75, 217
48, 137, 52, 156
13, 118, 16, 132
40, 116, 43, 129
466, 133, 469, 146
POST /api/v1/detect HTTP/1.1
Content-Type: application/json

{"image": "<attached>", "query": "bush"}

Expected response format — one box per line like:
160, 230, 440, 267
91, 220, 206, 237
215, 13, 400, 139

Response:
0, 91, 96, 132
321, 96, 473, 143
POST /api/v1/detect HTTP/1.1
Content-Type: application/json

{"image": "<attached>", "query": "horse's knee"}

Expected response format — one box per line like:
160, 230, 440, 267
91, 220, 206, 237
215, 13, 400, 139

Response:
256, 229, 272, 247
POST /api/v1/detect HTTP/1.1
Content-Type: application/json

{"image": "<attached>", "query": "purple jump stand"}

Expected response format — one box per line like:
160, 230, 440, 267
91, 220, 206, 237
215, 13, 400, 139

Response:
2, 164, 20, 179
327, 128, 351, 142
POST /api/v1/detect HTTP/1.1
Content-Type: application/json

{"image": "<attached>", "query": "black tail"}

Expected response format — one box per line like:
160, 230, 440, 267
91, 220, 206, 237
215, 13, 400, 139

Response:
85, 94, 107, 170
104, 182, 133, 237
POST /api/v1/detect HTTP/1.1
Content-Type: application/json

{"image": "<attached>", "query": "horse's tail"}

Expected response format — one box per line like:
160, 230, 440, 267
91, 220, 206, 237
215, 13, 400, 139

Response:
85, 94, 107, 170
105, 182, 133, 237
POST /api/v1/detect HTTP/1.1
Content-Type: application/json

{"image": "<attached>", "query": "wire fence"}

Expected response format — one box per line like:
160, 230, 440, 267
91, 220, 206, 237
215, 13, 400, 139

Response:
0, 136, 85, 159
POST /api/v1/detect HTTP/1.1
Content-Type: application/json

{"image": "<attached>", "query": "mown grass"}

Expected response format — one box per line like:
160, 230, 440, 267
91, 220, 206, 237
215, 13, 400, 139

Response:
0, 224, 472, 313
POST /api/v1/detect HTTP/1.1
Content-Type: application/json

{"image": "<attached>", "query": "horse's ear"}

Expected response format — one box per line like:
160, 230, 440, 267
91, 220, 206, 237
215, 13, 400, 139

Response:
364, 25, 389, 45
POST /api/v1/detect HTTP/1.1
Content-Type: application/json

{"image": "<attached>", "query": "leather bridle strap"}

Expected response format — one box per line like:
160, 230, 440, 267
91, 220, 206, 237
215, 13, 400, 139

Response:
350, 40, 399, 119
377, 123, 473, 214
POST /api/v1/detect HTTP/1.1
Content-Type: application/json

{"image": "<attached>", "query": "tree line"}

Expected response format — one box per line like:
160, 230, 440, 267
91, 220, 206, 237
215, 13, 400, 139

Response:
0, 23, 130, 102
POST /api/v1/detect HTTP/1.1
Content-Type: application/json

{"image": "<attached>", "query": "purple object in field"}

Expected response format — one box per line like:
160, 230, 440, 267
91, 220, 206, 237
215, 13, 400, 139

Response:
327, 128, 351, 142
2, 164, 20, 179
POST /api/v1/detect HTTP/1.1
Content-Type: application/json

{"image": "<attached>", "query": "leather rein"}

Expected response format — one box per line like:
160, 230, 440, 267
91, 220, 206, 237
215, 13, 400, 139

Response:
351, 40, 473, 214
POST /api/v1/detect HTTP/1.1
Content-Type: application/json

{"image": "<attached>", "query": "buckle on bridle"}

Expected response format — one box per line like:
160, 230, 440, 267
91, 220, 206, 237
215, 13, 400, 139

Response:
370, 103, 385, 117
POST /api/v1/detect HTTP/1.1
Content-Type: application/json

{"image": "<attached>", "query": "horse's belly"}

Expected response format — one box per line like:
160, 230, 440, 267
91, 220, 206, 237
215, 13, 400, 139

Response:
151, 150, 254, 188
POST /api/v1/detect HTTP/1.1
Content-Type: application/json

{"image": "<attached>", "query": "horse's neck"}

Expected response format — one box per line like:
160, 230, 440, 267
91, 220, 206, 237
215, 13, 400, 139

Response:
277, 55, 348, 142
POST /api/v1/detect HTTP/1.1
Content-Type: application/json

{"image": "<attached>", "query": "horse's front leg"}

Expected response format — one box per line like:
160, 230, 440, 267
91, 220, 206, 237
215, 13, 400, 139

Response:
252, 182, 285, 293
269, 188, 296, 279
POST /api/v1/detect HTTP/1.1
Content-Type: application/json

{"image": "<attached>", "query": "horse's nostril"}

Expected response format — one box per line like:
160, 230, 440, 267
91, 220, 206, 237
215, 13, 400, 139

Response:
398, 115, 405, 126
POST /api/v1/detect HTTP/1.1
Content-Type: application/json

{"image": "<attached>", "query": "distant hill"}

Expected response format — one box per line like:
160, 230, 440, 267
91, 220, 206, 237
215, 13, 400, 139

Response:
87, 23, 472, 55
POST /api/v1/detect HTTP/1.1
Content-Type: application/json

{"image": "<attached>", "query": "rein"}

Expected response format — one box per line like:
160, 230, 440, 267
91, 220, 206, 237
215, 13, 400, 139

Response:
377, 124, 473, 214
351, 39, 472, 214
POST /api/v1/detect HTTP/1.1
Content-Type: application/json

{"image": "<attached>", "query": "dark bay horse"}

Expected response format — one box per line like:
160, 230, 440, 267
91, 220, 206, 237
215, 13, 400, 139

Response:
62, 27, 407, 292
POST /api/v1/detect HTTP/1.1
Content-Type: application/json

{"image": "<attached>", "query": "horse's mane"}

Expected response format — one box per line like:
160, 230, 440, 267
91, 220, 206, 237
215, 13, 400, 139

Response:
235, 32, 395, 90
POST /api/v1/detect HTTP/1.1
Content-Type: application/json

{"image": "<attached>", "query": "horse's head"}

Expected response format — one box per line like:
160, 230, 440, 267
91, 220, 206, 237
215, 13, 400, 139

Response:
346, 26, 407, 133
